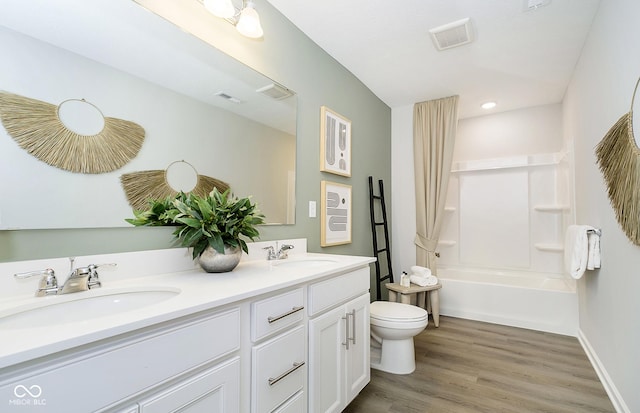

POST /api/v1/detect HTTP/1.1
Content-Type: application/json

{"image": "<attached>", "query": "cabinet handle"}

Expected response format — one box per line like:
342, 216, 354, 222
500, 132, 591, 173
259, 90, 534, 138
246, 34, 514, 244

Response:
267, 306, 304, 324
349, 309, 357, 345
268, 361, 305, 386
342, 315, 350, 350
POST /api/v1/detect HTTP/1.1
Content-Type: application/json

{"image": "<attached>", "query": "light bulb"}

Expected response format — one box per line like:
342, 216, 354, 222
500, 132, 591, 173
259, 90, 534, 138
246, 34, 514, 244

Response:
481, 101, 497, 110
203, 0, 235, 19
236, 1, 263, 38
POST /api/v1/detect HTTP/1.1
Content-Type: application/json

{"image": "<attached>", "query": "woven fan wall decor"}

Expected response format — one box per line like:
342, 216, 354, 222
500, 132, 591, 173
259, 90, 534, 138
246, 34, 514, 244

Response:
121, 160, 230, 210
595, 77, 640, 245
0, 91, 145, 174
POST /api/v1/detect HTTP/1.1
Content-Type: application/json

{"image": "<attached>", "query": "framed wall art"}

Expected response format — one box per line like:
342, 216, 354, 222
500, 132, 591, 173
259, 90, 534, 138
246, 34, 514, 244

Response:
321, 180, 352, 246
320, 106, 351, 177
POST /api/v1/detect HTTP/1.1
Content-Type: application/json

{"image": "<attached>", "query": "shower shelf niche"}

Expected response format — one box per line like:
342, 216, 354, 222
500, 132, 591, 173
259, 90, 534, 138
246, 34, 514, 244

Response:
534, 243, 564, 252
534, 205, 569, 212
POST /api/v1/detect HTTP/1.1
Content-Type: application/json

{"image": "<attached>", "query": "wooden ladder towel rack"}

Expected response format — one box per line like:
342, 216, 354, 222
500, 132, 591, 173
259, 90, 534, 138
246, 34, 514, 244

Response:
368, 176, 394, 300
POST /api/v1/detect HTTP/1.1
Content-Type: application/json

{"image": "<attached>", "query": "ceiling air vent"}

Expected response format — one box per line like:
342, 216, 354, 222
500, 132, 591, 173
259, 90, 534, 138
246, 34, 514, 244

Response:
256, 83, 293, 100
214, 91, 242, 104
524, 0, 551, 12
429, 17, 473, 51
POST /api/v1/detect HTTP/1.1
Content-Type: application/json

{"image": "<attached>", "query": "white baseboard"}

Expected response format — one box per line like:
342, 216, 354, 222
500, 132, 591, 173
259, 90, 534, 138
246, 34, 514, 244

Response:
578, 329, 629, 413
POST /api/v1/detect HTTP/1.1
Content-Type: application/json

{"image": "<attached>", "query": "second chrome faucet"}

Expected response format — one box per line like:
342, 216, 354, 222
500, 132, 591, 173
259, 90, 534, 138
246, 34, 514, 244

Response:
14, 257, 117, 297
263, 243, 294, 260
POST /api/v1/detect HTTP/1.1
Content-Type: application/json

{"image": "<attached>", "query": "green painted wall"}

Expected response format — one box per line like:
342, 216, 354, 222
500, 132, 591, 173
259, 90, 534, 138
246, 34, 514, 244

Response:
0, 2, 391, 266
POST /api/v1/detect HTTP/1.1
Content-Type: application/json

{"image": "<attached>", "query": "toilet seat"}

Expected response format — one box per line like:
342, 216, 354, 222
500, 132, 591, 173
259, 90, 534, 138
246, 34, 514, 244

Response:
370, 301, 428, 326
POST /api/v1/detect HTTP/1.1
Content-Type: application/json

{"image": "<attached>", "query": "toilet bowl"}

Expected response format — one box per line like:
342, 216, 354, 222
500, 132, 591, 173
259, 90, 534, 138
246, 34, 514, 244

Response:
370, 301, 428, 374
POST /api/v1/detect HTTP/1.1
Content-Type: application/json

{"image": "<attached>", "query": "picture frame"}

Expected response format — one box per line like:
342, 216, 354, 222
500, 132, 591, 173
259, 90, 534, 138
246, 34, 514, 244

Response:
320, 106, 351, 177
321, 180, 352, 246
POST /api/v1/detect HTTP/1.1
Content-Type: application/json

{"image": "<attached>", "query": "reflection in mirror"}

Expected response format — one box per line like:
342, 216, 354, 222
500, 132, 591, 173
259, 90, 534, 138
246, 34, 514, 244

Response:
166, 161, 199, 193
0, 0, 296, 229
57, 99, 105, 136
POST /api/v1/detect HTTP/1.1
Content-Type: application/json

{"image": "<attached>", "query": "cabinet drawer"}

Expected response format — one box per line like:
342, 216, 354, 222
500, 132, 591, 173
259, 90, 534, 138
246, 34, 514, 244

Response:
273, 391, 305, 413
139, 357, 240, 413
308, 267, 369, 316
252, 325, 306, 413
252, 288, 304, 342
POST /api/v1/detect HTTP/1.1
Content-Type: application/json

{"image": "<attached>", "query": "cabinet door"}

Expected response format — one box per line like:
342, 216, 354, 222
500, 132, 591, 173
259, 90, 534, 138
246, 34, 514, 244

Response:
345, 293, 370, 404
308, 305, 345, 413
138, 357, 240, 413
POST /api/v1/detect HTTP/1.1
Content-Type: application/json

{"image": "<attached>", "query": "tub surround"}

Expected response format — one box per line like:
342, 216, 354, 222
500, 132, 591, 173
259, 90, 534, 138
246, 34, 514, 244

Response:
0, 240, 374, 411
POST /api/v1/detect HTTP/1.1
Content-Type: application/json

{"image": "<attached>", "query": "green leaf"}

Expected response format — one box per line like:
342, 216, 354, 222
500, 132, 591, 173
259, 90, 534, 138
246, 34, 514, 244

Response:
209, 233, 225, 254
175, 217, 202, 229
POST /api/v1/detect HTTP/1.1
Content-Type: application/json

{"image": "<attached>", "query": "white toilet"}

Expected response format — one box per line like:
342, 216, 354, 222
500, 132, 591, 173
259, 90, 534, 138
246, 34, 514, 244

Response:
369, 301, 429, 374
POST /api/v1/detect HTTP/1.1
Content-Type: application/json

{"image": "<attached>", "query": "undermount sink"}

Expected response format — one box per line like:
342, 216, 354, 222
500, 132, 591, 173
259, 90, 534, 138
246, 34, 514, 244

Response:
273, 258, 339, 269
0, 287, 180, 329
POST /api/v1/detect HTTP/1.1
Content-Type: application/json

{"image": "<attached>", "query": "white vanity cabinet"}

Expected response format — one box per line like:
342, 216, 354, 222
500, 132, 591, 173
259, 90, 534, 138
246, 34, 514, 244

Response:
0, 249, 375, 413
308, 268, 371, 413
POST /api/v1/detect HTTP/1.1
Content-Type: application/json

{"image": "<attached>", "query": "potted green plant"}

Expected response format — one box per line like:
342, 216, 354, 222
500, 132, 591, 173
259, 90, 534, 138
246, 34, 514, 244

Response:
125, 188, 265, 272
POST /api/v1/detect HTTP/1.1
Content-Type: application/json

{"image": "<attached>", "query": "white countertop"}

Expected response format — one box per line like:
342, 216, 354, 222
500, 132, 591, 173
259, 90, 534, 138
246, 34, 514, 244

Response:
0, 247, 374, 370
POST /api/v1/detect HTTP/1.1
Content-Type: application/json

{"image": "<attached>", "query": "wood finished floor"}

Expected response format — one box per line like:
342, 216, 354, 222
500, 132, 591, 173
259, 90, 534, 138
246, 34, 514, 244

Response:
344, 316, 615, 413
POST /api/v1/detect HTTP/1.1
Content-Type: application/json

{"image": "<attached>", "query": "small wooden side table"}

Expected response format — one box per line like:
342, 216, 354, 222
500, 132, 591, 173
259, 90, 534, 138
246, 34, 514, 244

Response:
385, 282, 442, 327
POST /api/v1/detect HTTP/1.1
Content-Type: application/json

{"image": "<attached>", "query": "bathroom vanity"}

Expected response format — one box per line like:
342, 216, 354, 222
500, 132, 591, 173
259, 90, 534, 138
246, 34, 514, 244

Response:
0, 241, 374, 412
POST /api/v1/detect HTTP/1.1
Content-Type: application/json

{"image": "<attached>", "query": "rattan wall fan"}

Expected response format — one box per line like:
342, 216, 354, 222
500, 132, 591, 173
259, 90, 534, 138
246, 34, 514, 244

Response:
121, 160, 230, 210
595, 77, 640, 245
0, 91, 145, 174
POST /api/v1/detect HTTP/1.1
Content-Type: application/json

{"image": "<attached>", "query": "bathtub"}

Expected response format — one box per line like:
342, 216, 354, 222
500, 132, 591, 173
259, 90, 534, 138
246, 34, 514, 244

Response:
437, 267, 578, 336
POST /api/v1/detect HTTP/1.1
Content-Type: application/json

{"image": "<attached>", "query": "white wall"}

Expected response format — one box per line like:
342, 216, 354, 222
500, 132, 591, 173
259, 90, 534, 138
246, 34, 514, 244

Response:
454, 104, 563, 160
563, 1, 640, 411
390, 104, 415, 278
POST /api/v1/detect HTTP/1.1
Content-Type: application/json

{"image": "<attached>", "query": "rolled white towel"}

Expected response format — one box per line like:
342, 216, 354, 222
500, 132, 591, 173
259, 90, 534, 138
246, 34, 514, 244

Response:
410, 274, 438, 287
410, 265, 431, 277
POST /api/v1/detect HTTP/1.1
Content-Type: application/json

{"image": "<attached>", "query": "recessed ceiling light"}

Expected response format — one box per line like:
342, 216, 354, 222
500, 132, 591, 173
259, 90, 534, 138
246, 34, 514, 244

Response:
481, 101, 497, 110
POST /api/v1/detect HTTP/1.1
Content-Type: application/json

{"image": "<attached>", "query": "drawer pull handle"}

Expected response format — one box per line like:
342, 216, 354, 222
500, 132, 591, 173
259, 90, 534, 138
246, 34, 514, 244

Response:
268, 361, 305, 386
342, 315, 350, 350
267, 306, 304, 324
349, 309, 357, 345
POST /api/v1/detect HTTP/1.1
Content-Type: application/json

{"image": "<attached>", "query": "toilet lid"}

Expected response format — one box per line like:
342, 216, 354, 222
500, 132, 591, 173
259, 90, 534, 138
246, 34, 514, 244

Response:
370, 301, 428, 322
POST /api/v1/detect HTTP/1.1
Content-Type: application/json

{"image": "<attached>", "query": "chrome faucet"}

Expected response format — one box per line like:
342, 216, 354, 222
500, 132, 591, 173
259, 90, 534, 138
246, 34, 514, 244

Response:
263, 243, 294, 260
59, 262, 116, 294
14, 268, 59, 297
277, 244, 294, 259
14, 258, 116, 297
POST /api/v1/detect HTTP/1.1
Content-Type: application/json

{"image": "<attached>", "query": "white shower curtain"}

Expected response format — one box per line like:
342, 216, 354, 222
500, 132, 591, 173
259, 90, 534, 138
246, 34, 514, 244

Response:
413, 95, 459, 274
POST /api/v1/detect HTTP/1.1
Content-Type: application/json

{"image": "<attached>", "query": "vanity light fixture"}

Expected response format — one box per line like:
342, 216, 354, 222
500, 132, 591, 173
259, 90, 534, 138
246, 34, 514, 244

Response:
481, 101, 497, 110
203, 0, 264, 39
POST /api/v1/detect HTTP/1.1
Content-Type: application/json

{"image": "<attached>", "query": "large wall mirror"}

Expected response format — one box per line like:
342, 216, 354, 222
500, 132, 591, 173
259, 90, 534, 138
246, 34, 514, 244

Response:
0, 0, 296, 230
